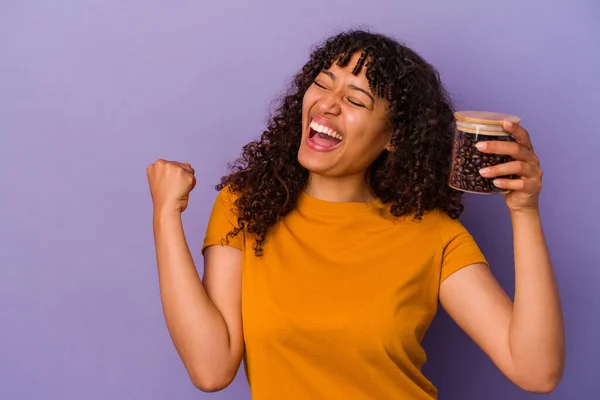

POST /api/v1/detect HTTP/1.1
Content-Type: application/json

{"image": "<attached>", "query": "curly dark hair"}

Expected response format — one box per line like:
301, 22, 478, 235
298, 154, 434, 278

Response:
217, 29, 464, 256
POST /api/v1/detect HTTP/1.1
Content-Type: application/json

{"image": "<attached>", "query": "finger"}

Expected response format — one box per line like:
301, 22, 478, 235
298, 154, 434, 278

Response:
491, 177, 527, 191
173, 161, 195, 175
475, 140, 532, 161
492, 176, 541, 193
191, 175, 197, 191
479, 160, 535, 179
502, 120, 533, 150
184, 162, 195, 175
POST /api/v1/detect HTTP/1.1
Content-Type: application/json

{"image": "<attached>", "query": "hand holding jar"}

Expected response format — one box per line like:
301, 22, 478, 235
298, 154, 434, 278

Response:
449, 111, 543, 212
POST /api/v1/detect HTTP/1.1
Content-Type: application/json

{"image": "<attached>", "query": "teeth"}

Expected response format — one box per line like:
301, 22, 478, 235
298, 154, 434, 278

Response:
310, 120, 342, 141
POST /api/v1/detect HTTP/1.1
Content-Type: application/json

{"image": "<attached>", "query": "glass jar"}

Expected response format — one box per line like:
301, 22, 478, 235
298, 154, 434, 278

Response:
449, 111, 521, 194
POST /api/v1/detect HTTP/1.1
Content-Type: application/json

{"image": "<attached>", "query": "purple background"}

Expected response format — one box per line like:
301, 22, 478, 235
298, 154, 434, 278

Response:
1, 1, 598, 399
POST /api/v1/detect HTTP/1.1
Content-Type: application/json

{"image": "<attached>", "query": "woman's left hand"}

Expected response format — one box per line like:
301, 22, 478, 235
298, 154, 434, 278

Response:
476, 121, 543, 213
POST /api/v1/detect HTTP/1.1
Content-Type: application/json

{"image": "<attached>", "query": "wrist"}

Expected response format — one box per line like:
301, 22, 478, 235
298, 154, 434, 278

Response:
153, 206, 182, 224
509, 206, 540, 221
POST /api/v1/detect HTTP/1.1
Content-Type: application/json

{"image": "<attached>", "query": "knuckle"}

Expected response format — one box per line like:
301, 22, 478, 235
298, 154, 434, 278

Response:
526, 149, 535, 159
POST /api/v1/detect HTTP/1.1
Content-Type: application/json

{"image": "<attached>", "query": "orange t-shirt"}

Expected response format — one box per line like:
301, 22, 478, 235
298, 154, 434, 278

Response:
202, 187, 487, 399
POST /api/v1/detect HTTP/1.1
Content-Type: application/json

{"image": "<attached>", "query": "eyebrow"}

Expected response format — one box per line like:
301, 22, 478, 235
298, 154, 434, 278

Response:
321, 70, 375, 106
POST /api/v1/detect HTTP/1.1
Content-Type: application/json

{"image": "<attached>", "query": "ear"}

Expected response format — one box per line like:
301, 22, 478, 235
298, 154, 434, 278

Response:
384, 135, 395, 152
383, 124, 395, 152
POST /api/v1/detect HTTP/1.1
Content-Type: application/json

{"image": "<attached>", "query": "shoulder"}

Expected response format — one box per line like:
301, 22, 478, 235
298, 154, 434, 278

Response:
206, 185, 244, 228
214, 185, 242, 209
432, 209, 482, 254
434, 208, 467, 230
404, 208, 455, 229
417, 208, 472, 247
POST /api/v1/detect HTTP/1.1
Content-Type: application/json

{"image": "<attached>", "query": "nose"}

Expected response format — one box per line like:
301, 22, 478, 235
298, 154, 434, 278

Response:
316, 91, 341, 116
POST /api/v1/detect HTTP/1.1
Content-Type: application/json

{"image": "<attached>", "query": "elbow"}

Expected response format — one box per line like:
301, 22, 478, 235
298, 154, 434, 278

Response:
521, 379, 561, 394
188, 367, 235, 393
190, 374, 232, 393
514, 369, 563, 394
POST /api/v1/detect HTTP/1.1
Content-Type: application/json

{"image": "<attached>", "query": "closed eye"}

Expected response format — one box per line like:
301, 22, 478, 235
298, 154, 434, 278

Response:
314, 80, 367, 108
347, 98, 366, 108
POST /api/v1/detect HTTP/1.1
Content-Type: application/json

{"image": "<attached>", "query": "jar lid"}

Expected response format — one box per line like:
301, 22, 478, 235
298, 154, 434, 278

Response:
454, 111, 521, 125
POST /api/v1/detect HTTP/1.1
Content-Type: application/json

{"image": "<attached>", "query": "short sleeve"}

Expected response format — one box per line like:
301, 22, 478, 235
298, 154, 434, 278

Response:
438, 210, 488, 282
201, 187, 244, 254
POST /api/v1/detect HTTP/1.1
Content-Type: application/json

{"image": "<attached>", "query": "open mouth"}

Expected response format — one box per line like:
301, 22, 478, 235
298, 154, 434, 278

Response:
308, 120, 343, 148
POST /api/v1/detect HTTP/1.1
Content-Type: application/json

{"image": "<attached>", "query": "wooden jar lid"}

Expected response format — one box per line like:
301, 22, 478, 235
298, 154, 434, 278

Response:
454, 111, 521, 125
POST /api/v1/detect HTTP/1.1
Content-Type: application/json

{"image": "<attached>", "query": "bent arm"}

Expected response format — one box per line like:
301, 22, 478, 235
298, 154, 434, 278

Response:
153, 210, 243, 392
439, 209, 564, 393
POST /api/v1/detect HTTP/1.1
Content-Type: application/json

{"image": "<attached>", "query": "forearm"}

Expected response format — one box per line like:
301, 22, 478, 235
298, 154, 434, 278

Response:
153, 210, 236, 384
508, 208, 565, 388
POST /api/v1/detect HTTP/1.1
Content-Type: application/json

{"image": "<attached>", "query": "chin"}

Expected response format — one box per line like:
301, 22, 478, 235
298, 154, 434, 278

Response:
297, 147, 339, 177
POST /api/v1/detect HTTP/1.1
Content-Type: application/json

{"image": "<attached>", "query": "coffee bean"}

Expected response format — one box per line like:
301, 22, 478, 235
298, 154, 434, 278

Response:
450, 130, 517, 194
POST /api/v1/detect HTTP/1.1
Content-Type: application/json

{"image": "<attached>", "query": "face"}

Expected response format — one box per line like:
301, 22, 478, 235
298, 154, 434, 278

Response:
298, 52, 392, 178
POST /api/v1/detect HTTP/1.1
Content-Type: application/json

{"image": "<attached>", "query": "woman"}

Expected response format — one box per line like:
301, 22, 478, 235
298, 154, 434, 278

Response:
147, 30, 564, 399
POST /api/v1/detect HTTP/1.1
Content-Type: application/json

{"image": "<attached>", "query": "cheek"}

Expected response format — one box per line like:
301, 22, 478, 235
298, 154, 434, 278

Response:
344, 121, 390, 161
301, 96, 309, 131
301, 89, 319, 132
302, 87, 318, 110
346, 115, 384, 147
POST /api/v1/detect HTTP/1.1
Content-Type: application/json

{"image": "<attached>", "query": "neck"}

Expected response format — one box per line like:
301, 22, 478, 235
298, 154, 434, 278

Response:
304, 172, 375, 202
